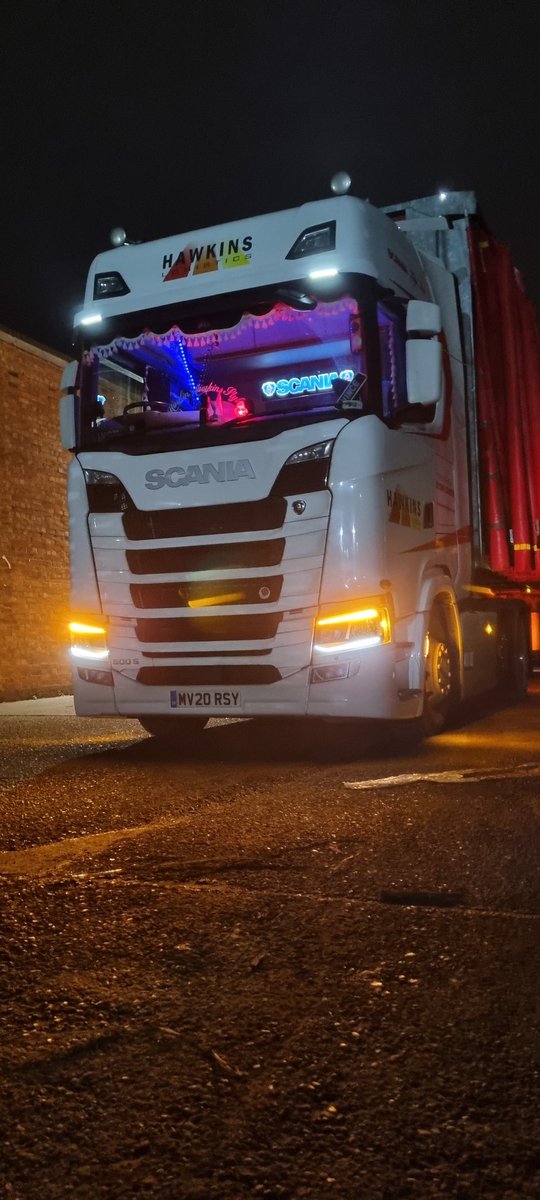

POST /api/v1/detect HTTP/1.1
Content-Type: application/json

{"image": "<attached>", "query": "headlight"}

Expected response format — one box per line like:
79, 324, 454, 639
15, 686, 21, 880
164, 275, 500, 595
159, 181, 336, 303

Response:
284, 440, 334, 466
314, 601, 392, 653
83, 469, 133, 513
69, 617, 109, 660
272, 440, 335, 497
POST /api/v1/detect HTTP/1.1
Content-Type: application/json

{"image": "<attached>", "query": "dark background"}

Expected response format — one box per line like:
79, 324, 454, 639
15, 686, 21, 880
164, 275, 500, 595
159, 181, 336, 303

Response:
2, 0, 539, 354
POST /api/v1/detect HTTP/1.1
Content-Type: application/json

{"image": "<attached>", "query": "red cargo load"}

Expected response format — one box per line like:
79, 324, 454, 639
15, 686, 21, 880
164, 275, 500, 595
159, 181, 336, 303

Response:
469, 225, 540, 582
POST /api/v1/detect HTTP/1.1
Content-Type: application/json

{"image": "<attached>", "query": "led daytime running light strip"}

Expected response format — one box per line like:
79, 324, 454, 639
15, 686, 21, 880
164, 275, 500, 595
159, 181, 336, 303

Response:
69, 621, 107, 635
71, 646, 109, 660
317, 607, 379, 627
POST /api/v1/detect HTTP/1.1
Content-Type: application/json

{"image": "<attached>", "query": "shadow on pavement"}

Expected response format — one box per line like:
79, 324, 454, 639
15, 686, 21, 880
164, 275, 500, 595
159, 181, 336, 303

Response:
96, 715, 440, 767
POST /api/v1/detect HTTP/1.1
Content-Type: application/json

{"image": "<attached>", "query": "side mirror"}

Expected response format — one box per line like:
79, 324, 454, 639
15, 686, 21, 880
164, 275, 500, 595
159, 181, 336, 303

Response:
59, 360, 79, 450
406, 300, 441, 335
406, 339, 443, 406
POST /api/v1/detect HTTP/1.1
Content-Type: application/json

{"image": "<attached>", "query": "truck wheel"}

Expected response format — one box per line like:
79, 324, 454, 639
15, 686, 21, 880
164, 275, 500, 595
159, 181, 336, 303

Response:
497, 609, 530, 700
138, 716, 208, 744
421, 604, 459, 735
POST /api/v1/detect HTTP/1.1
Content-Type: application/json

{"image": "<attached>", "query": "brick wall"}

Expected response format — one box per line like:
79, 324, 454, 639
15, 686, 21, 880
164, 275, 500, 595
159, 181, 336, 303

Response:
0, 328, 72, 700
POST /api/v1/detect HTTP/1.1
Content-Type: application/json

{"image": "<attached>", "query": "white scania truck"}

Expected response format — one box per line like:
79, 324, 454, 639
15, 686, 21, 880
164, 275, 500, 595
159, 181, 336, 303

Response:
60, 175, 540, 741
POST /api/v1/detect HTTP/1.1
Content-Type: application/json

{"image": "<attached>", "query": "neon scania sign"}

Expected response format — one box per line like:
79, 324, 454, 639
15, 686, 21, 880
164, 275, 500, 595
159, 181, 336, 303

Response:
261, 370, 354, 399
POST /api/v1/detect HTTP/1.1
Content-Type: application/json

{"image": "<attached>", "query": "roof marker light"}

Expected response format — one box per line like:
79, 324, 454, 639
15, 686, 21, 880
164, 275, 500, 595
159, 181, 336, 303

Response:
330, 171, 352, 196
80, 313, 103, 326
439, 191, 448, 201
308, 268, 339, 280
110, 227, 127, 247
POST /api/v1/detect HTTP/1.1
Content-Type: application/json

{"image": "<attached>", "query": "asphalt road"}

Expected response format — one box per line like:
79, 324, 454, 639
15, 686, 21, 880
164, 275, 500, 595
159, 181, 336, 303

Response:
0, 686, 539, 1199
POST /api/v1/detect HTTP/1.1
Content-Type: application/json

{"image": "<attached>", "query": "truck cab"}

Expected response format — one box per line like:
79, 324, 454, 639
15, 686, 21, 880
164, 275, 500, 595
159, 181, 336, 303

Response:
60, 181, 537, 739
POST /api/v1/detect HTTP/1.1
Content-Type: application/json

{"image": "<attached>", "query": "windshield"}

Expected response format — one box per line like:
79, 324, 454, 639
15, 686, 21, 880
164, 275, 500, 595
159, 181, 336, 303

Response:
80, 296, 368, 448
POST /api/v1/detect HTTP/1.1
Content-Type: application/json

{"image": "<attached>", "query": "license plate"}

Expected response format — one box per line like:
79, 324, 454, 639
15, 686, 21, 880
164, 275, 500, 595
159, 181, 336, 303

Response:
169, 689, 241, 710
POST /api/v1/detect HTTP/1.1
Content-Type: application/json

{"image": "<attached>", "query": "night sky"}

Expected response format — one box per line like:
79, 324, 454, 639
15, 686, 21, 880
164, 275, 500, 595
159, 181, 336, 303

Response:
2, 0, 540, 354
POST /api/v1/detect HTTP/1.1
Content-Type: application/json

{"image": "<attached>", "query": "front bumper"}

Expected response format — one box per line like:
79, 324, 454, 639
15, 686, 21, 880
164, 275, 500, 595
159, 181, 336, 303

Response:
72, 640, 423, 722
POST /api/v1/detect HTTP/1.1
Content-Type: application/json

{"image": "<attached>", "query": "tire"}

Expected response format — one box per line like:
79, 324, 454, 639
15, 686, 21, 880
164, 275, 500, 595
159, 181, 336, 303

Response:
137, 715, 208, 744
421, 602, 460, 736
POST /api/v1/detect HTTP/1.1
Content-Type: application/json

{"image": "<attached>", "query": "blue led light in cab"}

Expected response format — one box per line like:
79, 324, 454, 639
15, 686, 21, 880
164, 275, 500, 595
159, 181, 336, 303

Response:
175, 337, 199, 407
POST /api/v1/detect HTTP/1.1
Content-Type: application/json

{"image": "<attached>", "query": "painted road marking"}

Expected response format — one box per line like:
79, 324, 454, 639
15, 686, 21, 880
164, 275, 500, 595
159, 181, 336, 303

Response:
344, 762, 540, 790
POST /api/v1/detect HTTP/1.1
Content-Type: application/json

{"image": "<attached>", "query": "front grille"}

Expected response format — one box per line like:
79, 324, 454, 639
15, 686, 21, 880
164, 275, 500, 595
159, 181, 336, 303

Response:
135, 613, 281, 643
137, 665, 281, 686
126, 539, 285, 575
123, 497, 287, 541
130, 576, 283, 609
91, 487, 330, 694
